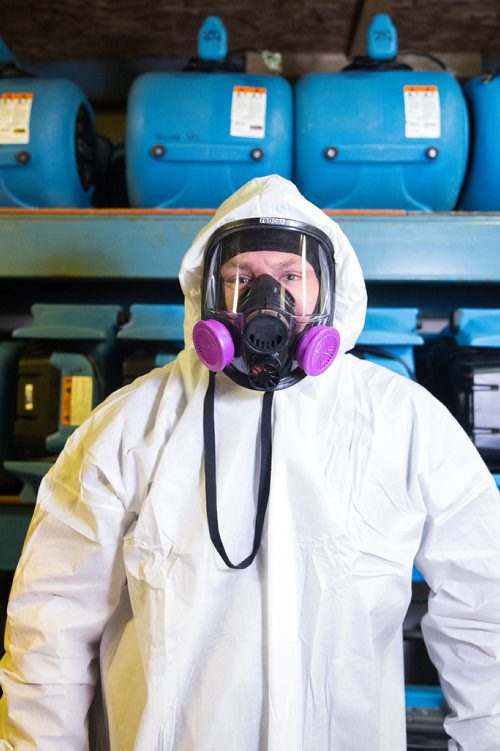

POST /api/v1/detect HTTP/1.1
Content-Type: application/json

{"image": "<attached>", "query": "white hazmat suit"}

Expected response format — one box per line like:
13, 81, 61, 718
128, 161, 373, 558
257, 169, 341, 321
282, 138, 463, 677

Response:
1, 175, 500, 750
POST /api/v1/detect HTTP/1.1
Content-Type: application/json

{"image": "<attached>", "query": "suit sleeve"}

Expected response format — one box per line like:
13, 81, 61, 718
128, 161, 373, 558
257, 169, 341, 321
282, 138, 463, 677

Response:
0, 418, 136, 751
413, 395, 500, 751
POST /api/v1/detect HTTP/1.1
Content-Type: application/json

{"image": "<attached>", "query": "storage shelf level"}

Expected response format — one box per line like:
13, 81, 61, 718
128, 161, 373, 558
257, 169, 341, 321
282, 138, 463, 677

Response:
1, 209, 500, 282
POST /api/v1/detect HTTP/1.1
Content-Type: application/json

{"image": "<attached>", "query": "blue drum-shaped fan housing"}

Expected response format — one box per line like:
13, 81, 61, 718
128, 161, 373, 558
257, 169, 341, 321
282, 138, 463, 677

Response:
126, 71, 293, 208
295, 68, 469, 210
459, 75, 500, 210
0, 78, 96, 207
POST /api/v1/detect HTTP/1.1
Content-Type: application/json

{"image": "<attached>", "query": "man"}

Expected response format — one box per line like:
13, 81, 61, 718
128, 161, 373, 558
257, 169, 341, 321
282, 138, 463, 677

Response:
1, 175, 499, 750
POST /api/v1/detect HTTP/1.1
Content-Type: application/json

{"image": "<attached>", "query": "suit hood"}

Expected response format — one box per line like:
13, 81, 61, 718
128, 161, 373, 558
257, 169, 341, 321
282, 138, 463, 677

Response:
179, 174, 367, 354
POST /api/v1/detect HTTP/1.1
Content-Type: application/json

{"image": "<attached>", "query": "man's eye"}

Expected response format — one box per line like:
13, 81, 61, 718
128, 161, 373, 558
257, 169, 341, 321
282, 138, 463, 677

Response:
223, 274, 249, 286
283, 273, 301, 282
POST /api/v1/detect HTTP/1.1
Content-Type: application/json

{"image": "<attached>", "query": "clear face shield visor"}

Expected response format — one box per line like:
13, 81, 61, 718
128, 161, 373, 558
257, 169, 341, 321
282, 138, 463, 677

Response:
203, 222, 335, 328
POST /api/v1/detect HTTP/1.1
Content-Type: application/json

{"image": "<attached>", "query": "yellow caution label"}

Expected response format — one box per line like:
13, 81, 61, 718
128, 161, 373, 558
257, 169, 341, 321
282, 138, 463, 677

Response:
61, 375, 93, 426
0, 92, 33, 144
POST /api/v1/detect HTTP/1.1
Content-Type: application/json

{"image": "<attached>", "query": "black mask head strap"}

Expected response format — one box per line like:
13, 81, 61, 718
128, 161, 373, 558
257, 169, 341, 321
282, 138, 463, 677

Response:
203, 370, 274, 568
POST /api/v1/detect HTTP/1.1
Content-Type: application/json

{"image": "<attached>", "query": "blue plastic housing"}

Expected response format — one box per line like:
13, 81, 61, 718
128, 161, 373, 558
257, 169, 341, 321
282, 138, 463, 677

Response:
459, 75, 500, 210
0, 78, 96, 207
295, 70, 469, 210
355, 308, 423, 379
126, 72, 293, 208
3, 460, 53, 503
405, 685, 445, 709
453, 308, 500, 348
198, 16, 227, 61
118, 304, 185, 383
368, 14, 398, 61
47, 352, 98, 453
12, 304, 121, 454
118, 304, 185, 343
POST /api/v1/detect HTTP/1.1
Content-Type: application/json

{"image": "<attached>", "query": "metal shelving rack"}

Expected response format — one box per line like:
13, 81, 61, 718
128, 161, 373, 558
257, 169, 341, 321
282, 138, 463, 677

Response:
1, 209, 500, 282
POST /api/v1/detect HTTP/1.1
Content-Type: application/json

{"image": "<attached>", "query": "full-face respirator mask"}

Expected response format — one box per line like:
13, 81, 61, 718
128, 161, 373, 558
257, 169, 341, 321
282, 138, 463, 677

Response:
193, 217, 341, 391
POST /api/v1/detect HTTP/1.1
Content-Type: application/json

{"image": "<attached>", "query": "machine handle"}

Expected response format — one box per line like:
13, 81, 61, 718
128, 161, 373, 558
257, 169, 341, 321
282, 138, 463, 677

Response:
323, 143, 439, 163
149, 141, 265, 164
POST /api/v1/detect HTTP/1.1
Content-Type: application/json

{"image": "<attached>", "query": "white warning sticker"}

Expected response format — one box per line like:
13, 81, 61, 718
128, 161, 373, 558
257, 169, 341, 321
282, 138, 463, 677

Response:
61, 375, 93, 427
0, 92, 33, 144
230, 86, 267, 139
403, 85, 441, 139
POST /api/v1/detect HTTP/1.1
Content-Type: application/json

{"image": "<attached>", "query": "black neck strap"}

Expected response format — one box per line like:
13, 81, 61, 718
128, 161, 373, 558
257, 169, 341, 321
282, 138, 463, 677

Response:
203, 370, 274, 569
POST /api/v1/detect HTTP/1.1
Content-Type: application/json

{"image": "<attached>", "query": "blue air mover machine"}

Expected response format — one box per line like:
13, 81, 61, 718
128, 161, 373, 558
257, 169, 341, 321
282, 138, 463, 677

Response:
295, 14, 469, 210
459, 74, 500, 210
3, 460, 53, 502
425, 308, 500, 473
126, 16, 292, 208
118, 304, 184, 385
12, 304, 121, 457
0, 39, 97, 207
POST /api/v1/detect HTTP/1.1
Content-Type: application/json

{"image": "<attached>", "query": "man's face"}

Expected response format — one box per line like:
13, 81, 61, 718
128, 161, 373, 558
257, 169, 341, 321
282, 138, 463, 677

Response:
220, 250, 320, 317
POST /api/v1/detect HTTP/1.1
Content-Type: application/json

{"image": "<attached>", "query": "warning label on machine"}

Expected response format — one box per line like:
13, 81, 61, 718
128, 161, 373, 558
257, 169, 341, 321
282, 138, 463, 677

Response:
403, 85, 441, 139
0, 92, 33, 144
230, 86, 267, 138
61, 376, 93, 426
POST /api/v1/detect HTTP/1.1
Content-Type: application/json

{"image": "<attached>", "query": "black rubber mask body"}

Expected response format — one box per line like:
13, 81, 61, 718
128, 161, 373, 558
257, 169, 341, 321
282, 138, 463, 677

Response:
237, 273, 297, 391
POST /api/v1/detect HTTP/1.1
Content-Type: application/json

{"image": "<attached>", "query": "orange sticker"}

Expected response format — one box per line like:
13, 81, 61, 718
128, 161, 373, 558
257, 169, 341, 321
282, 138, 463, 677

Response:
232, 86, 267, 95
61, 376, 73, 426
403, 85, 438, 93
0, 92, 33, 99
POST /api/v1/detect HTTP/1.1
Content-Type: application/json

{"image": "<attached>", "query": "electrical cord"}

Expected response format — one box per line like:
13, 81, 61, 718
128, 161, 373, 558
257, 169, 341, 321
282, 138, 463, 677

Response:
398, 49, 448, 71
